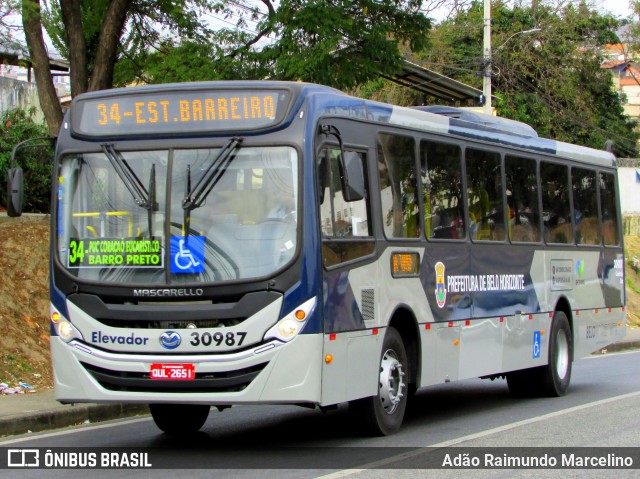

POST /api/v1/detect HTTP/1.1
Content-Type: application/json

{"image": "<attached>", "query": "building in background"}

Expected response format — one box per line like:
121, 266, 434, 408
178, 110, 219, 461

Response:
602, 43, 640, 126
0, 47, 69, 118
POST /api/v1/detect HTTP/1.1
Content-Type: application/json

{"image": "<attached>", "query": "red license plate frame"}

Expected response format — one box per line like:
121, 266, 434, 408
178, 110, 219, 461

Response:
150, 363, 195, 381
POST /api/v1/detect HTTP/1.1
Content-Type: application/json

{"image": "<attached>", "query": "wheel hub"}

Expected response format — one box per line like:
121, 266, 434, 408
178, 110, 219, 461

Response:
378, 348, 405, 415
556, 330, 569, 380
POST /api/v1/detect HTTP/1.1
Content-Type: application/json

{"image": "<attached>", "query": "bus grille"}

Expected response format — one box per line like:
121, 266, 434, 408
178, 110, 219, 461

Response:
67, 291, 281, 330
97, 318, 243, 329
80, 362, 268, 393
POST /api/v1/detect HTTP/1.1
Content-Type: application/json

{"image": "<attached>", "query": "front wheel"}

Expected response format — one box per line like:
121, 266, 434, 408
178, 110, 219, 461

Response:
350, 327, 408, 436
149, 404, 210, 434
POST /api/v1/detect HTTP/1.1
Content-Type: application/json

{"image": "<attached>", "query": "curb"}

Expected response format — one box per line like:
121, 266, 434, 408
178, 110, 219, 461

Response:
0, 403, 149, 437
596, 339, 640, 354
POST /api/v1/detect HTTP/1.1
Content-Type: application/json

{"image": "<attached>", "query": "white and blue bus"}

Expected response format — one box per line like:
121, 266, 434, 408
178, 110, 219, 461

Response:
7, 81, 626, 435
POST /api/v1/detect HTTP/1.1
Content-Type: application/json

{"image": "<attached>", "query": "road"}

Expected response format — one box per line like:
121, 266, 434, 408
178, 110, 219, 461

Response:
1, 350, 640, 478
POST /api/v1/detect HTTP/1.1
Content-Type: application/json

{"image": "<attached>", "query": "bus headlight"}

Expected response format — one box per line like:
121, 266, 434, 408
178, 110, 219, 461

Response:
58, 321, 75, 341
264, 297, 316, 343
51, 310, 83, 343
278, 319, 299, 338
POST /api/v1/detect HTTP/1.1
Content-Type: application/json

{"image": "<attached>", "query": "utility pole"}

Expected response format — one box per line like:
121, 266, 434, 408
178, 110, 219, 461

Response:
483, 0, 492, 115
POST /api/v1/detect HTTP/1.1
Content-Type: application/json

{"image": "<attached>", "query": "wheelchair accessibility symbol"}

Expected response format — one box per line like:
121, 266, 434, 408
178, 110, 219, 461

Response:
170, 236, 205, 274
532, 330, 541, 359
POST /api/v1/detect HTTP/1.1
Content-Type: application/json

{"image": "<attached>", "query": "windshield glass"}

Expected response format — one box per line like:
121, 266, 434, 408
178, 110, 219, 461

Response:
56, 146, 298, 285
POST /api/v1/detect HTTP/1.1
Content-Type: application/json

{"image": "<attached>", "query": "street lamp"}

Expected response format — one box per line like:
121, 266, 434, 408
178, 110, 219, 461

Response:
495, 28, 542, 52
482, 0, 540, 114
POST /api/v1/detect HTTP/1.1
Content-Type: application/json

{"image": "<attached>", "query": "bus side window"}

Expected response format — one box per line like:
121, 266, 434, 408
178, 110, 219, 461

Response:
466, 148, 504, 241
506, 155, 541, 243
599, 172, 620, 246
572, 167, 600, 245
541, 162, 573, 244
377, 133, 419, 239
420, 140, 465, 240
318, 146, 373, 267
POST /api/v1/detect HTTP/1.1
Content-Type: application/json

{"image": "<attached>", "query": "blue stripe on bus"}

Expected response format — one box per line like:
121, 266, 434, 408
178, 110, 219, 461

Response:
49, 257, 68, 336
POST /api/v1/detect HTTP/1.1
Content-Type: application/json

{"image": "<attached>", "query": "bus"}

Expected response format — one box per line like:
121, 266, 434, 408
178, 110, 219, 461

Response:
7, 81, 626, 436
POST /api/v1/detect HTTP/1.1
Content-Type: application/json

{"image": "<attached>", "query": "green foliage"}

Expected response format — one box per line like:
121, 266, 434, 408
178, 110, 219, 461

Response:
0, 108, 52, 213
130, 0, 431, 90
41, 0, 222, 88
261, 0, 431, 90
629, 1, 640, 53
351, 78, 422, 106
422, 1, 640, 157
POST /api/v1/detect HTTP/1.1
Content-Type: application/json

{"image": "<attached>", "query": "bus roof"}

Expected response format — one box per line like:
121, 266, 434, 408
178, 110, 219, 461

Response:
69, 80, 616, 168
305, 88, 616, 168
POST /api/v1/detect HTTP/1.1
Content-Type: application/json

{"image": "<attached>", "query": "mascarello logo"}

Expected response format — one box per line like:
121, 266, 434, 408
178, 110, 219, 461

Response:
435, 262, 447, 308
575, 259, 585, 277
159, 331, 181, 350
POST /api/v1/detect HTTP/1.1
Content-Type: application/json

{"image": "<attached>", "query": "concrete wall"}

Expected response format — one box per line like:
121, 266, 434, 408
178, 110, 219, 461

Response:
0, 76, 43, 122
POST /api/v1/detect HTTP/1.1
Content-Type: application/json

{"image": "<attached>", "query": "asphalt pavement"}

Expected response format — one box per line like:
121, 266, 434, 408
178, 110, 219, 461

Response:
1, 326, 639, 439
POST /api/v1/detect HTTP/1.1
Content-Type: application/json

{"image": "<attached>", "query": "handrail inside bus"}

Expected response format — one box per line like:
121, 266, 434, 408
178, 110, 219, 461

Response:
72, 211, 134, 237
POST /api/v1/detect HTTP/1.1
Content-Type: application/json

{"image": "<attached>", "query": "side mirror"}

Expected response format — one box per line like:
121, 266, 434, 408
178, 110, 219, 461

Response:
5, 136, 55, 217
7, 167, 24, 217
318, 124, 365, 202
339, 151, 365, 202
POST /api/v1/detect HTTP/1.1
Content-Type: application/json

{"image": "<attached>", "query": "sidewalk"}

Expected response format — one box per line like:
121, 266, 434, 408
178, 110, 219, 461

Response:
0, 391, 149, 437
599, 323, 640, 353
1, 326, 639, 439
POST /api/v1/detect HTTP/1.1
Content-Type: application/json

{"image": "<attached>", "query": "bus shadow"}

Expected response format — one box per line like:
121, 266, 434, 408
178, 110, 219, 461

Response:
145, 376, 599, 453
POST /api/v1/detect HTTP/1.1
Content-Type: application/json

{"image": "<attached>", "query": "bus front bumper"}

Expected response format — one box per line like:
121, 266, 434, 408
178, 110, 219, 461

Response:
51, 334, 322, 406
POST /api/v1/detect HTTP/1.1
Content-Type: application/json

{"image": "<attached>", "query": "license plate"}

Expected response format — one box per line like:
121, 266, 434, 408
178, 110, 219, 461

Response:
150, 363, 195, 380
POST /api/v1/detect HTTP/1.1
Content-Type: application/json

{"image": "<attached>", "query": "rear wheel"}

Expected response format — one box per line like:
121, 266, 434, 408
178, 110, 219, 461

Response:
507, 311, 572, 398
542, 311, 572, 396
149, 404, 210, 434
350, 327, 408, 436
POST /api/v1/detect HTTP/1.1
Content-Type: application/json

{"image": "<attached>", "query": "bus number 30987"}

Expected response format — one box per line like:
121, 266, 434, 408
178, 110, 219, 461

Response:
190, 331, 247, 347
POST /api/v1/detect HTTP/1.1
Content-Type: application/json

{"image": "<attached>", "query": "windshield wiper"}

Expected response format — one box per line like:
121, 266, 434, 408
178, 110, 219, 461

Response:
182, 137, 243, 234
101, 144, 158, 237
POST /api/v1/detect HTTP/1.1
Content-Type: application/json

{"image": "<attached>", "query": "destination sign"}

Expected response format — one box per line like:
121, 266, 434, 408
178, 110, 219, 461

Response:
71, 88, 292, 137
67, 238, 163, 268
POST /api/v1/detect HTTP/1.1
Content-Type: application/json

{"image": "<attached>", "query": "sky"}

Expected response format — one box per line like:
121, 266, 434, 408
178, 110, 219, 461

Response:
597, 1, 633, 18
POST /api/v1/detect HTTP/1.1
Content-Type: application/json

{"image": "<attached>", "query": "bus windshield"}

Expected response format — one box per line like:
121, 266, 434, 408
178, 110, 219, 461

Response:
56, 145, 298, 285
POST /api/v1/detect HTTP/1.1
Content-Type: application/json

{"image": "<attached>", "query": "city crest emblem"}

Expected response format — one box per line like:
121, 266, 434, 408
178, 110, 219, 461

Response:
435, 261, 446, 308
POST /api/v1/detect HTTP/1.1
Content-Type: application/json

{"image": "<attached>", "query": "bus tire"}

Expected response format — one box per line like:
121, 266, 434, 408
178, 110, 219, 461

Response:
507, 311, 572, 398
149, 404, 210, 434
542, 311, 573, 396
350, 327, 408, 436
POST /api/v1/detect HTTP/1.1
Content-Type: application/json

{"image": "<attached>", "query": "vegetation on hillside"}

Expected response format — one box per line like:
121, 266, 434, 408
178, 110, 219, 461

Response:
625, 235, 640, 326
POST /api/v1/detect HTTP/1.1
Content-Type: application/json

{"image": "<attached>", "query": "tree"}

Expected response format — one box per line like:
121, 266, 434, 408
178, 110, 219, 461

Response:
21, 0, 62, 136
623, 1, 640, 56
21, 0, 232, 134
134, 0, 431, 90
21, 0, 431, 136
420, 1, 639, 157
